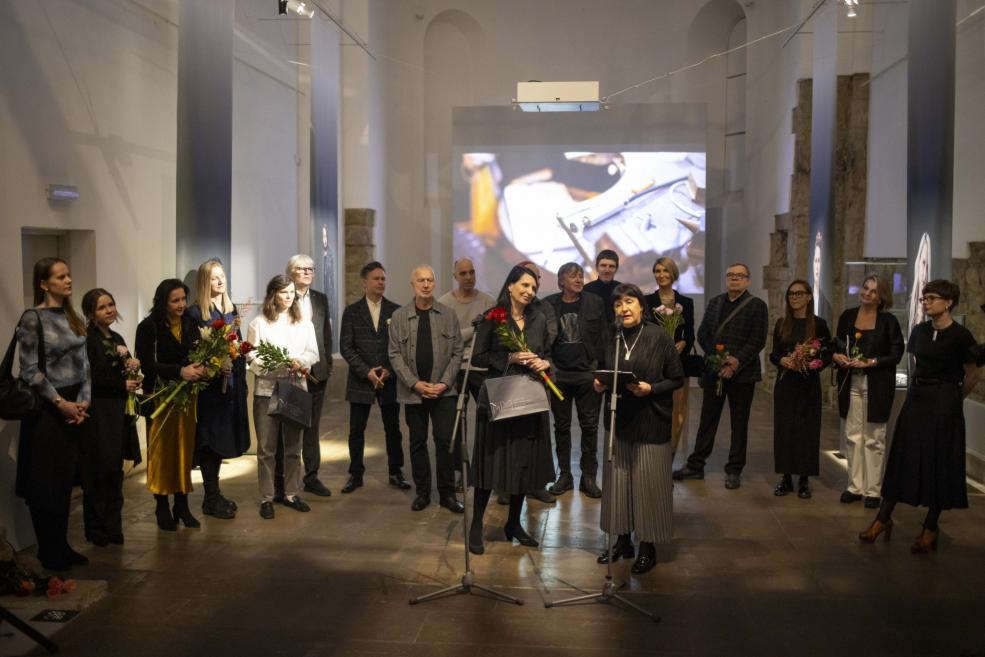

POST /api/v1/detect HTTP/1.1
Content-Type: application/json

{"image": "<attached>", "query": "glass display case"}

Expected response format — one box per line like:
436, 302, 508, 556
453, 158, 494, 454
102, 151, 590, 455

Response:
842, 260, 909, 387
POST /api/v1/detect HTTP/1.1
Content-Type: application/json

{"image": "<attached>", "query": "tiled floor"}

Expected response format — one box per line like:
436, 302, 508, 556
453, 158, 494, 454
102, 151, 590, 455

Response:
21, 386, 985, 656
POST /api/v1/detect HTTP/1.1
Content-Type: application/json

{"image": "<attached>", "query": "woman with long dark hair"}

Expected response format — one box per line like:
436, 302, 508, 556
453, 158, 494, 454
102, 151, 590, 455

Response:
186, 259, 250, 519
17, 257, 91, 570
860, 280, 981, 552
135, 279, 207, 531
768, 280, 831, 498
80, 288, 142, 546
833, 274, 904, 507
594, 284, 684, 574
468, 265, 556, 554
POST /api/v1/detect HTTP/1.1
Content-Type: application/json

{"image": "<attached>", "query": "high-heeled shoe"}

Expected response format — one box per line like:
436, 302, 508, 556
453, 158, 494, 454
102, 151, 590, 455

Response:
911, 527, 938, 554
858, 518, 893, 543
597, 534, 635, 564
172, 494, 201, 528
504, 523, 539, 547
468, 520, 484, 555
154, 495, 177, 532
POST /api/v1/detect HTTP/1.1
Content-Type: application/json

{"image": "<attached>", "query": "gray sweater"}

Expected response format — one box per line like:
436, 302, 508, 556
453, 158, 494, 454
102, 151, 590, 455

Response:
17, 308, 91, 404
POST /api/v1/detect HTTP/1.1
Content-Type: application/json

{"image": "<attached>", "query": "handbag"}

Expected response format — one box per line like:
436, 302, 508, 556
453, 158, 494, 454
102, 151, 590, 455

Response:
681, 350, 705, 378
266, 378, 312, 429
483, 369, 550, 422
0, 311, 45, 421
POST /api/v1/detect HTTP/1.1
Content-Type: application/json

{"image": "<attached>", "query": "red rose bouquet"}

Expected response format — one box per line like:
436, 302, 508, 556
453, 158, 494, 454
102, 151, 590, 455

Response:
704, 343, 731, 396
778, 338, 825, 381
483, 306, 563, 401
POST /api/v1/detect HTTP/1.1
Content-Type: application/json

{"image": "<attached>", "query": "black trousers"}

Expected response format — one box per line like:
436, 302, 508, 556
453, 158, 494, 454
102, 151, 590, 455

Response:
81, 469, 124, 539
549, 371, 601, 477
276, 381, 326, 494
686, 380, 756, 475
405, 396, 457, 497
348, 398, 404, 476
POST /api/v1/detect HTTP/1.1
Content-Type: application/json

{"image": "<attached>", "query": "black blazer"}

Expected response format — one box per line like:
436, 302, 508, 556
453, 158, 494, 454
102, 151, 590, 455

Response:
339, 296, 400, 405
134, 314, 201, 395
85, 325, 141, 466
309, 289, 333, 383
834, 307, 904, 423
543, 291, 605, 370
696, 291, 769, 384
472, 305, 552, 378
644, 289, 695, 354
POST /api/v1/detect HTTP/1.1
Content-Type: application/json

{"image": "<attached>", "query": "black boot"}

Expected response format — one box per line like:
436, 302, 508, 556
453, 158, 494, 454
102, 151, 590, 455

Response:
469, 488, 491, 555
504, 495, 538, 547
201, 478, 235, 520
154, 494, 177, 531
171, 493, 200, 528
597, 533, 635, 564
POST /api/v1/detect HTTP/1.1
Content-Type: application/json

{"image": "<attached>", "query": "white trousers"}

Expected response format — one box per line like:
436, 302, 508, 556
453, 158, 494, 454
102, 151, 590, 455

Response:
842, 375, 888, 497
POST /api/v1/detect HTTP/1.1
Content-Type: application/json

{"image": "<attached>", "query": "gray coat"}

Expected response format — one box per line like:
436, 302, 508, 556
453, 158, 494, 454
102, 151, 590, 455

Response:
387, 300, 463, 405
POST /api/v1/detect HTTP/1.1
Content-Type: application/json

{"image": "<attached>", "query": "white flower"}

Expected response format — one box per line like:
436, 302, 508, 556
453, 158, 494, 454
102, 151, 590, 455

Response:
200, 326, 212, 339
674, 303, 683, 313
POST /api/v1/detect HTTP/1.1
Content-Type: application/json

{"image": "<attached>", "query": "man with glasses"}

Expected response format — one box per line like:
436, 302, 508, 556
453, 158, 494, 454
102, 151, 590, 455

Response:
281, 254, 333, 499
673, 263, 768, 489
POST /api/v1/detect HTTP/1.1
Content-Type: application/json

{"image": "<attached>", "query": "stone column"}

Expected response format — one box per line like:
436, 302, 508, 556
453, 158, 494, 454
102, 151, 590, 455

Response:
344, 209, 376, 305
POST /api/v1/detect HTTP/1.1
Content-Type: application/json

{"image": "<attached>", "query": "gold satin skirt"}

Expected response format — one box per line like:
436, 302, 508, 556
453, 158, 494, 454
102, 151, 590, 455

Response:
145, 404, 197, 495
670, 384, 689, 454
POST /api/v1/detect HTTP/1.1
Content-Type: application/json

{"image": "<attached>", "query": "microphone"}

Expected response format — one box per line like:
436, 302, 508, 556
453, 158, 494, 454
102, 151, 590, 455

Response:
613, 317, 624, 331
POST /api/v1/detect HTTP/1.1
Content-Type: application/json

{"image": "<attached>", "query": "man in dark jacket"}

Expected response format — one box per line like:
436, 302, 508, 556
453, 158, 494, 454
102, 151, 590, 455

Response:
673, 263, 768, 489
338, 262, 409, 493
543, 263, 605, 498
280, 254, 334, 499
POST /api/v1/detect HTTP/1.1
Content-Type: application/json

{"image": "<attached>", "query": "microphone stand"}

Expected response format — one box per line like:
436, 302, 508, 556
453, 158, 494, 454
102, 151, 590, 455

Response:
410, 330, 523, 606
545, 323, 659, 622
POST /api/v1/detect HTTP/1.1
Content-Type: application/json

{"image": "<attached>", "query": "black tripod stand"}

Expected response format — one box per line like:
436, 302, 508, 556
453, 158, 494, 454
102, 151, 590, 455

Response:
545, 327, 660, 622
409, 352, 523, 606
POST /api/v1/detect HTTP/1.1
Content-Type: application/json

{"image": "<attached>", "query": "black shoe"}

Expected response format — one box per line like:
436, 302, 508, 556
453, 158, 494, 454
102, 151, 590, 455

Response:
283, 496, 311, 512
155, 504, 177, 532
672, 466, 704, 481
864, 496, 881, 509
631, 542, 657, 574
504, 523, 539, 547
304, 479, 332, 497
66, 548, 89, 566
527, 488, 556, 504
439, 495, 465, 514
273, 493, 285, 504
202, 495, 236, 520
797, 481, 812, 499
86, 531, 110, 547
548, 472, 574, 496
840, 490, 863, 504
172, 505, 201, 528
260, 501, 275, 519
597, 534, 634, 564
579, 476, 603, 499
496, 492, 510, 506
341, 476, 364, 494
468, 520, 484, 555
388, 472, 412, 490
218, 492, 238, 512
774, 477, 793, 497
411, 495, 430, 511
108, 533, 124, 545
725, 473, 741, 490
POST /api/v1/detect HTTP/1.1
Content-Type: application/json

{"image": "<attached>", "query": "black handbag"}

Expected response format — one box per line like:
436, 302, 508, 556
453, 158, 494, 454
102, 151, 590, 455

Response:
681, 350, 705, 378
266, 378, 312, 429
0, 311, 45, 421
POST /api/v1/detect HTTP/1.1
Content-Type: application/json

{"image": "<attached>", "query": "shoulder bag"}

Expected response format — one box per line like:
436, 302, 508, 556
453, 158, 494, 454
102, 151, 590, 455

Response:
0, 310, 46, 420
267, 378, 313, 429
482, 364, 550, 422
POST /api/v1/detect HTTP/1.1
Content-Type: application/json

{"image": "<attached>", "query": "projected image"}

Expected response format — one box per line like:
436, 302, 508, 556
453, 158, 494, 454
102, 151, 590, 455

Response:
452, 148, 706, 295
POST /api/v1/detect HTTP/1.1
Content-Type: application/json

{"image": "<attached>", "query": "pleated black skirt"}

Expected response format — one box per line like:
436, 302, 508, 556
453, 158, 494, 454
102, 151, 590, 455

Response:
470, 408, 556, 494
881, 382, 968, 510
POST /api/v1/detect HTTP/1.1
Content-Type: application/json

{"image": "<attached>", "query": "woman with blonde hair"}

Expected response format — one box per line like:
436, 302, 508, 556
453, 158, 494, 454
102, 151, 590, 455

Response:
186, 259, 250, 519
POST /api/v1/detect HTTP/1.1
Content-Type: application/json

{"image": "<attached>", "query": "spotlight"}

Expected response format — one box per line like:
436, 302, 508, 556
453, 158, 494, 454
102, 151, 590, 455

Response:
278, 0, 314, 19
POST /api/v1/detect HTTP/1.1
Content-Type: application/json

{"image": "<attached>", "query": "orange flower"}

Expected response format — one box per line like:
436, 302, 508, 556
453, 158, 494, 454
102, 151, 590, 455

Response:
715, 344, 725, 352
854, 331, 862, 339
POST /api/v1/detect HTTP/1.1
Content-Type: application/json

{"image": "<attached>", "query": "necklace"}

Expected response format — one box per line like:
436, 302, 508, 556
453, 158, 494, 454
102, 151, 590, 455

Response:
620, 327, 643, 361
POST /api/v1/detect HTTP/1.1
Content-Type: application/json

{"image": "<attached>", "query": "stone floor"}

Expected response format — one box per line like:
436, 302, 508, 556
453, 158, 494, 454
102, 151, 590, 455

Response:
10, 386, 985, 657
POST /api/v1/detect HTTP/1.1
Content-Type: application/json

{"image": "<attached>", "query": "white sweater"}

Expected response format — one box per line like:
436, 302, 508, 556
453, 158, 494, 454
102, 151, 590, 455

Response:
247, 312, 320, 397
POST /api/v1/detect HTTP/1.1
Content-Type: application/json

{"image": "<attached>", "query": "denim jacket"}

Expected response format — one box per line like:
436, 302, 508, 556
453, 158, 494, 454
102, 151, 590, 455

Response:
387, 300, 463, 404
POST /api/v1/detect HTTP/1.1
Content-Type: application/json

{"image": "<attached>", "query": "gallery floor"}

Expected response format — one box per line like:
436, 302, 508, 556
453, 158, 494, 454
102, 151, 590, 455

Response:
19, 385, 985, 656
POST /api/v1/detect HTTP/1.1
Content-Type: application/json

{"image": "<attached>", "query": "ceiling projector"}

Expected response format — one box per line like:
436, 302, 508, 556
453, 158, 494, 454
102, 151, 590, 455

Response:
514, 81, 604, 112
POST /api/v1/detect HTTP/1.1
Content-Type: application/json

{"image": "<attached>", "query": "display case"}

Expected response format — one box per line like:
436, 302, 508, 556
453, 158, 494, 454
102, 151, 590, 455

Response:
842, 260, 909, 387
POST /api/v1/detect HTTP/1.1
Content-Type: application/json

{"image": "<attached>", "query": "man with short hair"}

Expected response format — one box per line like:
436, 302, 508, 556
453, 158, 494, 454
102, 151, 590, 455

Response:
583, 250, 622, 318
279, 254, 333, 499
388, 266, 465, 513
437, 257, 496, 401
673, 263, 768, 489
543, 262, 605, 498
338, 262, 409, 494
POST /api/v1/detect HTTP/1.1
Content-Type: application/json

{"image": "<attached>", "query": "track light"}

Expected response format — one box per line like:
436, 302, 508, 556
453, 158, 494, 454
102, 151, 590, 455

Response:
842, 0, 859, 18
278, 0, 314, 19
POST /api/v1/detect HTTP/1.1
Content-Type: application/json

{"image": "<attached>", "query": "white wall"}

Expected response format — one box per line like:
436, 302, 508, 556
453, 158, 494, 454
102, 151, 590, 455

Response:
954, 0, 985, 259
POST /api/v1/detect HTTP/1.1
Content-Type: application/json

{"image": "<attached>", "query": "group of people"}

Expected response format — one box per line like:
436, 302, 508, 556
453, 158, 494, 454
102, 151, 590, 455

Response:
12, 250, 984, 575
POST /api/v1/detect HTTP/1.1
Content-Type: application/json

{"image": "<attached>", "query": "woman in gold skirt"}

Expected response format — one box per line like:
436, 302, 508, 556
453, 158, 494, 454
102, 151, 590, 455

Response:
135, 279, 207, 531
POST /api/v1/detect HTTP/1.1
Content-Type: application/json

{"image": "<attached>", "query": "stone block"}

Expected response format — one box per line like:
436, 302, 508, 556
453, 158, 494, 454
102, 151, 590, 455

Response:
345, 226, 374, 247
344, 208, 376, 228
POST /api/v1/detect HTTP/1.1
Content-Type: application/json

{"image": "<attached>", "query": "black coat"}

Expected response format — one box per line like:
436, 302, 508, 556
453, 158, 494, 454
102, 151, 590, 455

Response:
339, 296, 400, 405
85, 325, 141, 469
134, 314, 201, 396
644, 289, 695, 354
471, 305, 553, 377
543, 291, 605, 371
834, 308, 904, 423
309, 289, 334, 384
696, 291, 769, 384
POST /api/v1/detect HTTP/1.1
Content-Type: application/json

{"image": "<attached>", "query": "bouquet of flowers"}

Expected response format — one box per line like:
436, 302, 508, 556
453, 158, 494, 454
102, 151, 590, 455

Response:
1, 531, 77, 598
102, 340, 143, 418
483, 306, 563, 401
144, 318, 253, 422
652, 303, 684, 341
778, 338, 824, 381
252, 341, 317, 384
704, 343, 731, 396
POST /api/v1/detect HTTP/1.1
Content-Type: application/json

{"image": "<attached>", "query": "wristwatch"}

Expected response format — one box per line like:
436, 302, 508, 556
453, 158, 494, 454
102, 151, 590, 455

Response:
52, 396, 64, 406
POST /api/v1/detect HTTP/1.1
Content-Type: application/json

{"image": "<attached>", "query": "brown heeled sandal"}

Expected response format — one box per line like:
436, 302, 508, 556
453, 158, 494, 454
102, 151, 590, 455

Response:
858, 518, 893, 543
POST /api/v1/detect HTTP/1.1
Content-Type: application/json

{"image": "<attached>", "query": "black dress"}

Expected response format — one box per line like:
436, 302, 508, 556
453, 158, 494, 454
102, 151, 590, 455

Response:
470, 306, 556, 494
882, 321, 978, 509
769, 317, 831, 476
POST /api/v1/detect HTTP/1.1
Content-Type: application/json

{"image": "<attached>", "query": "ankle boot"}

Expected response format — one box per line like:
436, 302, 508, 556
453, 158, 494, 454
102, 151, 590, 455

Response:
172, 493, 200, 528
154, 495, 177, 531
201, 479, 235, 520
911, 526, 939, 554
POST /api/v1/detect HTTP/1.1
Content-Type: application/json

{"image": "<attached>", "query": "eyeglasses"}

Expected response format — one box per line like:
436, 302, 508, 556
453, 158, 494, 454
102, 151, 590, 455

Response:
294, 267, 315, 273
725, 273, 749, 280
919, 295, 944, 304
787, 291, 810, 298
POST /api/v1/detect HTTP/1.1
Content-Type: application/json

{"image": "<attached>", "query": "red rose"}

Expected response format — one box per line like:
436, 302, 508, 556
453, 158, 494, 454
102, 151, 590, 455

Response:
239, 341, 255, 355
226, 332, 238, 342
211, 318, 226, 330
484, 307, 507, 324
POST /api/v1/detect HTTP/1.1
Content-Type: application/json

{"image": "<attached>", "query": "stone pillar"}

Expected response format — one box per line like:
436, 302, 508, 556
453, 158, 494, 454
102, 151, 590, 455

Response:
344, 208, 376, 305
